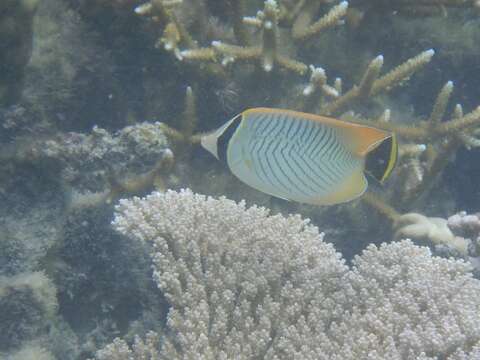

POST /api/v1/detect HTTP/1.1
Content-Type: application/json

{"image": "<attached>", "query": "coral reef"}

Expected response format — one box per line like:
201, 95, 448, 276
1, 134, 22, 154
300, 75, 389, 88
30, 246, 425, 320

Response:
93, 189, 480, 359
1, 0, 480, 358
131, 0, 480, 220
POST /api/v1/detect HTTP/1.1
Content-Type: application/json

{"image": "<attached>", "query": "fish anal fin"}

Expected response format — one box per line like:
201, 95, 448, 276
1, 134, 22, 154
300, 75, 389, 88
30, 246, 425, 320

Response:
312, 168, 367, 206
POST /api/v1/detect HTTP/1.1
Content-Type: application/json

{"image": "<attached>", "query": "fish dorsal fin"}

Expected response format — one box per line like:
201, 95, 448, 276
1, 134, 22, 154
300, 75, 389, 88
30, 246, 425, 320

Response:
244, 108, 391, 156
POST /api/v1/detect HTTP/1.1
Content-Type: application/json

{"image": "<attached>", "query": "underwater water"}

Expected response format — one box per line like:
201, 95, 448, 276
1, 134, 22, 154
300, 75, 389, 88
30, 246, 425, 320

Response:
2, 0, 480, 359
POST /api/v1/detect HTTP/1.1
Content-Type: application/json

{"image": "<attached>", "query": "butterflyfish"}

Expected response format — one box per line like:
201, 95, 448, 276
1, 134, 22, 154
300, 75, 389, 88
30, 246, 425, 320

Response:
201, 108, 397, 205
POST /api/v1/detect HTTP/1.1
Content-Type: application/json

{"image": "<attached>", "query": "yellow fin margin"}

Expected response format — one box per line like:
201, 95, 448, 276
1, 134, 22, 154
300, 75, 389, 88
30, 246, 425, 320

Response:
380, 133, 398, 183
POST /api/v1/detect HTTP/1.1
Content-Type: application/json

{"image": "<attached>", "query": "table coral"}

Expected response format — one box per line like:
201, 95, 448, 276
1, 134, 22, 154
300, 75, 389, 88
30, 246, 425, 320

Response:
92, 189, 480, 359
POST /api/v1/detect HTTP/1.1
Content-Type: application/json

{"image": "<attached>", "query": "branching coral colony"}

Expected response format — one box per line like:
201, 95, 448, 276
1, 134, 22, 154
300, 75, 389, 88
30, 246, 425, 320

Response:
350, 0, 479, 18
134, 1, 480, 224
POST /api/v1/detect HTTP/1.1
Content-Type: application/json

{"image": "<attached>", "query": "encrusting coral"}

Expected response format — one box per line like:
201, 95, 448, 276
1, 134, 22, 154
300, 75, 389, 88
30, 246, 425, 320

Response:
394, 212, 469, 254
394, 210, 480, 275
1, 121, 176, 209
91, 189, 480, 359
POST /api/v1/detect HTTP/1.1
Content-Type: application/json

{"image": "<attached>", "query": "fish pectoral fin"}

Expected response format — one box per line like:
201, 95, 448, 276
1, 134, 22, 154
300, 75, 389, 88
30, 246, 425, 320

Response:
313, 168, 368, 205
339, 125, 391, 156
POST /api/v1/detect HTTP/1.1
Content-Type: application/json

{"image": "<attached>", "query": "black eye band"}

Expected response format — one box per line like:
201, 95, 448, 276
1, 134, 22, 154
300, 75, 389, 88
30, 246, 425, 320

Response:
218, 114, 243, 164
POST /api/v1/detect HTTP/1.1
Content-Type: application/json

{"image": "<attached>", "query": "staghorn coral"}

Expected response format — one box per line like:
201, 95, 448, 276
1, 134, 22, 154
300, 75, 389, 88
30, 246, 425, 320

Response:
141, 0, 345, 75
135, 0, 196, 60
132, 0, 480, 219
350, 0, 478, 18
175, 45, 479, 227
91, 189, 480, 359
320, 49, 436, 116
215, 0, 308, 73
124, 1, 480, 231
358, 79, 480, 218
291, 1, 349, 40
